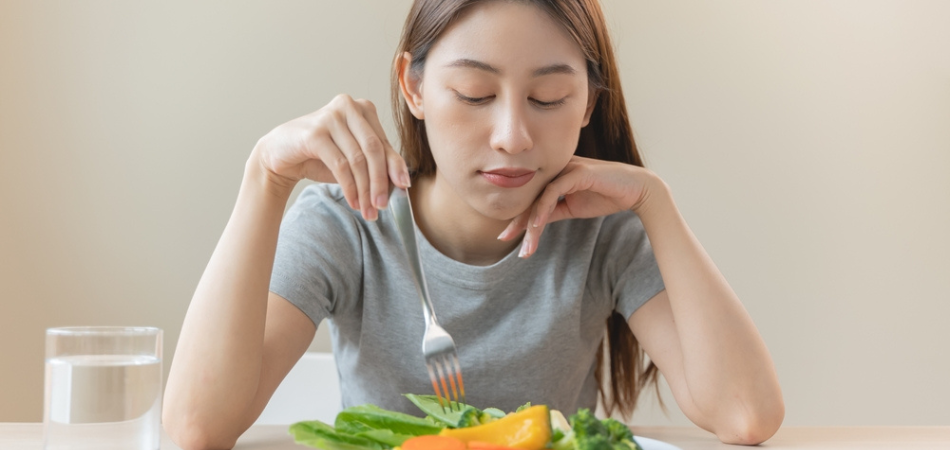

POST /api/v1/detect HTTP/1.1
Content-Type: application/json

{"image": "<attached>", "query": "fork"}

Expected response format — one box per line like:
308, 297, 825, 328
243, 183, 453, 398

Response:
389, 187, 466, 412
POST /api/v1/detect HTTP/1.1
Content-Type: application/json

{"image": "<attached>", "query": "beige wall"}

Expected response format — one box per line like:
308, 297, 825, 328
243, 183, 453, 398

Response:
1, 0, 948, 427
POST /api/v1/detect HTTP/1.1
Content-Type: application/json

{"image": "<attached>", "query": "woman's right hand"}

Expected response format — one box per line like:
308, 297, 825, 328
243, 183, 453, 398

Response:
252, 94, 412, 221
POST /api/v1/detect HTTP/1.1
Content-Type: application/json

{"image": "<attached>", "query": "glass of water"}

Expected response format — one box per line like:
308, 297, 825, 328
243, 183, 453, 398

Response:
44, 326, 163, 450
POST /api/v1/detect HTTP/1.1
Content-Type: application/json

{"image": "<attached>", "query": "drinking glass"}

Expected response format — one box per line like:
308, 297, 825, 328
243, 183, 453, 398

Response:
44, 326, 163, 450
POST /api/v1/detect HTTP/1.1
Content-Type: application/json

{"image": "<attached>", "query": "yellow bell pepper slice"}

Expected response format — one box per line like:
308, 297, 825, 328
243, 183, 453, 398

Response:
438, 405, 551, 450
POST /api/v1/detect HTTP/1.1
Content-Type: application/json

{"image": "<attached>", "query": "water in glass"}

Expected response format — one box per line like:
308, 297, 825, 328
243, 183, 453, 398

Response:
44, 354, 162, 450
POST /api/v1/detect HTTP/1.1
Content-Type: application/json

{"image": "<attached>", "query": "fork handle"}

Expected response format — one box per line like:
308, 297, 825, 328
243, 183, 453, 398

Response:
390, 188, 439, 326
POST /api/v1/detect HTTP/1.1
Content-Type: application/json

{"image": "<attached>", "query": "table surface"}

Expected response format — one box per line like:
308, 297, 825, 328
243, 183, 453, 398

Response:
3, 423, 949, 450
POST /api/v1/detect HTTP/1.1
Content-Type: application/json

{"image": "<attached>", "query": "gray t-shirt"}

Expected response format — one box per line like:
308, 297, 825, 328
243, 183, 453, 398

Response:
270, 183, 665, 416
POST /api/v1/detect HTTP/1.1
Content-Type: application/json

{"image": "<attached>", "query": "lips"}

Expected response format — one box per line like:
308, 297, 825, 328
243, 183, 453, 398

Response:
479, 168, 536, 188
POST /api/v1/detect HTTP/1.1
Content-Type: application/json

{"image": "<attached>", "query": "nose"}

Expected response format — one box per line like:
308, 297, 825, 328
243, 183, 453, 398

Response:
489, 99, 533, 155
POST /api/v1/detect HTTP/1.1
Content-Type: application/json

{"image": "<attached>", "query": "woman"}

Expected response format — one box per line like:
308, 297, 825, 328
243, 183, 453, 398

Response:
163, 1, 785, 449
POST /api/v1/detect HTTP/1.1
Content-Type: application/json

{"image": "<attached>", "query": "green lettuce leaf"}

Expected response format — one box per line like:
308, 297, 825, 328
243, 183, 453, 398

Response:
335, 404, 444, 436
404, 394, 482, 428
289, 420, 385, 450
483, 408, 506, 419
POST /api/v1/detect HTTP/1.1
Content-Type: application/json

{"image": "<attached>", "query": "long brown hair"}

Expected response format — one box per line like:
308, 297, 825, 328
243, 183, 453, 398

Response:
390, 0, 660, 418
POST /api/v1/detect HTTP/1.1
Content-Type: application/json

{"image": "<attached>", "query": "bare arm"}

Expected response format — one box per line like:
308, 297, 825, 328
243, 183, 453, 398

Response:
507, 158, 784, 445
163, 95, 410, 450
162, 156, 316, 449
628, 179, 784, 445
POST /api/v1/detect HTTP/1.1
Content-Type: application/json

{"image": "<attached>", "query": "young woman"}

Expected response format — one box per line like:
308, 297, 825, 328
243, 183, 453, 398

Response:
163, 1, 785, 448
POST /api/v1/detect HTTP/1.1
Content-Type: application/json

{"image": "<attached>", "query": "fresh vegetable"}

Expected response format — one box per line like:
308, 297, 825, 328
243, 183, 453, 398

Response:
290, 396, 642, 450
549, 409, 643, 450
290, 419, 387, 450
401, 435, 467, 450
465, 441, 519, 450
437, 405, 550, 450
334, 404, 445, 446
406, 394, 505, 428
602, 416, 643, 450
291, 403, 444, 450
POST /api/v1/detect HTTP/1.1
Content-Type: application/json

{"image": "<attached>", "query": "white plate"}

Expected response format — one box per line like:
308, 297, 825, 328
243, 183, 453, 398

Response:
636, 436, 681, 450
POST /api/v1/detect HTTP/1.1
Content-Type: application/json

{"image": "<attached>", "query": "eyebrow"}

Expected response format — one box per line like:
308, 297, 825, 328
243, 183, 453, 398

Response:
445, 58, 577, 77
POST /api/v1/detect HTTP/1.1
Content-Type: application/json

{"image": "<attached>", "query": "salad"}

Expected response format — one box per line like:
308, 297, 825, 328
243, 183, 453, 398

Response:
289, 394, 643, 450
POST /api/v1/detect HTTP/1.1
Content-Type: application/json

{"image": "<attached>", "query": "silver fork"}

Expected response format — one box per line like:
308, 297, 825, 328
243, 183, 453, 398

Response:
389, 187, 466, 412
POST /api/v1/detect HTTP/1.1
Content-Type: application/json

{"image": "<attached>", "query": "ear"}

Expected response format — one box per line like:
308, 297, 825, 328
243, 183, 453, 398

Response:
581, 89, 599, 127
397, 52, 425, 120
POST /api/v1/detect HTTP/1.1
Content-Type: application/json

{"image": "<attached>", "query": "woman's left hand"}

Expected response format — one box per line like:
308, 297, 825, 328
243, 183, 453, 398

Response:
498, 155, 665, 258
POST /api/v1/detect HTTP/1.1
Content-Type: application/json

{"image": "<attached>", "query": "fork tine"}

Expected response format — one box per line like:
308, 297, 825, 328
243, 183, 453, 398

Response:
443, 356, 460, 410
450, 353, 466, 407
433, 358, 453, 412
425, 362, 447, 412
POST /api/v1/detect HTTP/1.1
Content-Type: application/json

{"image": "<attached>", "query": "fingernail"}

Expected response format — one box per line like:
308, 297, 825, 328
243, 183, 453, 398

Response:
497, 229, 508, 240
519, 240, 529, 258
532, 216, 540, 228
364, 206, 377, 222
401, 173, 412, 187
375, 194, 387, 209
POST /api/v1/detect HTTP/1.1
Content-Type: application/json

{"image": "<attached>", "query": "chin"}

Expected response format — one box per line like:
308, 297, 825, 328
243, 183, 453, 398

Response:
474, 190, 537, 221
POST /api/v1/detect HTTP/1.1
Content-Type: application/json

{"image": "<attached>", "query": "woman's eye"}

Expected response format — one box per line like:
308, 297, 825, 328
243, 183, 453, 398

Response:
453, 91, 567, 108
531, 97, 567, 108
455, 92, 492, 105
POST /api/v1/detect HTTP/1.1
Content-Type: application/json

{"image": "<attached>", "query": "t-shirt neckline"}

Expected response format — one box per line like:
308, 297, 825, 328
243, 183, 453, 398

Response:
414, 226, 527, 289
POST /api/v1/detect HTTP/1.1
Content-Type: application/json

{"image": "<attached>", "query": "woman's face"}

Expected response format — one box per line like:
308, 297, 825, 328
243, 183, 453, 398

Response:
406, 0, 594, 221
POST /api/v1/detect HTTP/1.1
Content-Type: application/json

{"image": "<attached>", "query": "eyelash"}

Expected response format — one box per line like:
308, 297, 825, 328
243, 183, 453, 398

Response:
454, 93, 566, 109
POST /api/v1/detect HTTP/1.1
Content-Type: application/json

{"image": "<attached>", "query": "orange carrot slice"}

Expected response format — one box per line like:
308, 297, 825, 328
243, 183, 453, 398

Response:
402, 435, 467, 450
466, 441, 519, 450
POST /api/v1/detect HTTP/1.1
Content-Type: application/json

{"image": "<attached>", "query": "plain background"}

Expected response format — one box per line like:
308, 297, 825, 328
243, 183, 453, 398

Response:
1, 0, 948, 427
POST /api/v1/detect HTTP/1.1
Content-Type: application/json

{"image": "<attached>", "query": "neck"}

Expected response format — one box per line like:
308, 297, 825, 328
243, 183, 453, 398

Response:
410, 175, 523, 266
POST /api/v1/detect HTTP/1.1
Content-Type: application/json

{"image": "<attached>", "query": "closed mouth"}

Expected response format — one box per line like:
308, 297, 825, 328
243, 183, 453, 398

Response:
478, 169, 536, 188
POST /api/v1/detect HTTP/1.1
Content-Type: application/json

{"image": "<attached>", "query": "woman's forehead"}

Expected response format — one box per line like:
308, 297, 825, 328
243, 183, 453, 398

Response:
425, 1, 586, 75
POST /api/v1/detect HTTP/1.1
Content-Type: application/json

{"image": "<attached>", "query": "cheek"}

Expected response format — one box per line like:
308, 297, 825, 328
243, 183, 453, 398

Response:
421, 91, 487, 166
425, 96, 474, 139
542, 112, 585, 140
537, 104, 588, 157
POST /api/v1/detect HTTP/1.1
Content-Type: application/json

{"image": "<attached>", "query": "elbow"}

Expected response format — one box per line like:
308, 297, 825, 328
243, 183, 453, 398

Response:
717, 397, 785, 445
163, 418, 240, 450
163, 400, 241, 450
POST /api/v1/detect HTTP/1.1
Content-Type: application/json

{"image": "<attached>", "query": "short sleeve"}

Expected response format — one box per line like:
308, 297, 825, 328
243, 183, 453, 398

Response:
591, 211, 666, 320
269, 184, 363, 327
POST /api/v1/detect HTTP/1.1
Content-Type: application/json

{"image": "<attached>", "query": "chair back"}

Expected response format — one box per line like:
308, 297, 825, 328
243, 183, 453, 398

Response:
255, 351, 342, 425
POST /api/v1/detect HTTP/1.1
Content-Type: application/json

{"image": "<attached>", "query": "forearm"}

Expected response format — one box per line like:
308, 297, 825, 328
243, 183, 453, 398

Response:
163, 151, 294, 447
636, 179, 784, 439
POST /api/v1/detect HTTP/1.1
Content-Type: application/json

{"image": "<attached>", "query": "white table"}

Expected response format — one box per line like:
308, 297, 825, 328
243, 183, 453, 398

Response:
2, 423, 949, 449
